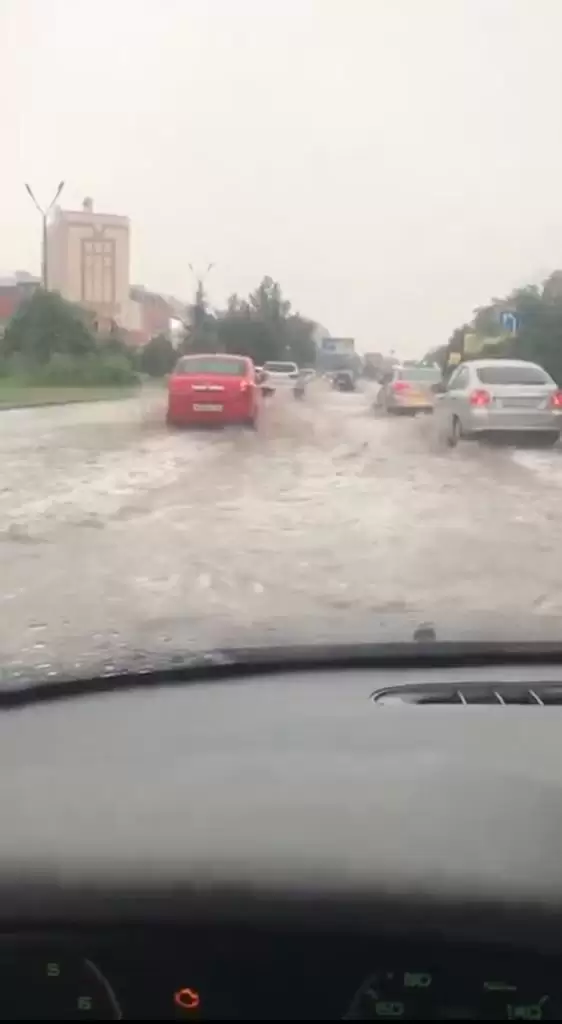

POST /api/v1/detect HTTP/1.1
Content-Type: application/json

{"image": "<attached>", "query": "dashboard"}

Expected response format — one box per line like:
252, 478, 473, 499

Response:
1, 929, 561, 1020
3, 656, 562, 1018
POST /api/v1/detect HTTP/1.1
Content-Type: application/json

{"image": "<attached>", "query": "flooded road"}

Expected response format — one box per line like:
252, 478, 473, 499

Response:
1, 382, 562, 673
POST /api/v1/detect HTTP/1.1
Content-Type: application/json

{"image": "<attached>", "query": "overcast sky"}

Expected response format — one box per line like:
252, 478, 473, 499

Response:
1, 0, 562, 353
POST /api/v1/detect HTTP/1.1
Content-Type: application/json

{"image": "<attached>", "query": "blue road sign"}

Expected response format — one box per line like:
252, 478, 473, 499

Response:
500, 311, 518, 334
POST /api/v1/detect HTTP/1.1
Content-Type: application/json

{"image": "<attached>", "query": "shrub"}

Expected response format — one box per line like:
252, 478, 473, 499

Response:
25, 352, 139, 387
1, 290, 97, 363
138, 334, 176, 377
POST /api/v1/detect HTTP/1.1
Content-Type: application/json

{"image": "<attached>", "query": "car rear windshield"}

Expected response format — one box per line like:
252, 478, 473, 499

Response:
264, 362, 298, 373
396, 367, 441, 383
175, 357, 247, 376
476, 364, 549, 386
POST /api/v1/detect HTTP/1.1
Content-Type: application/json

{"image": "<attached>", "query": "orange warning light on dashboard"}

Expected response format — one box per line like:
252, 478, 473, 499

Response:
174, 987, 201, 1012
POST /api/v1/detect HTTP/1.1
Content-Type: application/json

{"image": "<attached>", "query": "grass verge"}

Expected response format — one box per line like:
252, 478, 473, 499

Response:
0, 383, 139, 410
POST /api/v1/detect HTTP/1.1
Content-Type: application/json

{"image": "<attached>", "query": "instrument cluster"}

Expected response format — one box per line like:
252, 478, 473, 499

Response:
0, 930, 559, 1020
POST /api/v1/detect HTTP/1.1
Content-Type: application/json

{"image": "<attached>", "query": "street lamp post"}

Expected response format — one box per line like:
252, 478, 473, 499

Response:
188, 262, 215, 295
24, 181, 65, 290
186, 263, 216, 351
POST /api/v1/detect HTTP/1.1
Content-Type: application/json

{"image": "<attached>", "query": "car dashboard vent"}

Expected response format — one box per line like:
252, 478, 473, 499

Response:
372, 682, 562, 706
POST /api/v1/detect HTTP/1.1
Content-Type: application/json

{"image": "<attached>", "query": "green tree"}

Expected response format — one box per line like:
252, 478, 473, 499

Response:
423, 344, 449, 372
284, 313, 317, 367
95, 321, 137, 370
178, 274, 318, 367
217, 288, 274, 363
2, 289, 96, 365
218, 277, 316, 366
138, 333, 177, 377
225, 292, 250, 317
444, 275, 562, 384
249, 276, 291, 322
248, 277, 291, 361
179, 280, 219, 354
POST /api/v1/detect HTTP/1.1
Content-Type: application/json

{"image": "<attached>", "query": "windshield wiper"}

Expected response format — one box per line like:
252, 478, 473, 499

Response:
4, 638, 562, 709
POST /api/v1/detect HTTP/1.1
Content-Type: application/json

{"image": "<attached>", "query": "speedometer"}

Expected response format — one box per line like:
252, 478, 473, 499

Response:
345, 962, 561, 1020
0, 947, 121, 1020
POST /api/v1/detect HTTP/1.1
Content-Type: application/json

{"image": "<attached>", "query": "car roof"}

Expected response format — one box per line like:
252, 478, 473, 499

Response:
264, 361, 298, 369
180, 353, 249, 361
394, 363, 440, 373
465, 358, 544, 370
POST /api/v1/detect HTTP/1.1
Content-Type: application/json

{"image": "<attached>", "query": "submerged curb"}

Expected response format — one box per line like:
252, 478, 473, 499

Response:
0, 390, 140, 411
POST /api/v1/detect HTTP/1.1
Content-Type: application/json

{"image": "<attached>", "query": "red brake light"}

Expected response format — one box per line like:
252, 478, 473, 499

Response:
469, 389, 491, 407
551, 391, 562, 408
240, 378, 251, 393
391, 380, 410, 392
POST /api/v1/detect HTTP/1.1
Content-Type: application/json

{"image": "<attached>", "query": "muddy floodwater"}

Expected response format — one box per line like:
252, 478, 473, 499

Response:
1, 381, 561, 675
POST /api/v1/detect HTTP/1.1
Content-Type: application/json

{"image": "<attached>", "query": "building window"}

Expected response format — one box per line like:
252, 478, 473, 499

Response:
81, 238, 115, 305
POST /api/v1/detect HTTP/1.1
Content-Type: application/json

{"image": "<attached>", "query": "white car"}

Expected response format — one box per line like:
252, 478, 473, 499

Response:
261, 361, 300, 394
435, 358, 562, 447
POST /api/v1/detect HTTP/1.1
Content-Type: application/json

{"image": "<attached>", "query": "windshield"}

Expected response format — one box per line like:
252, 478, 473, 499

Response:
396, 367, 441, 383
174, 356, 246, 376
4, 0, 562, 682
476, 365, 550, 386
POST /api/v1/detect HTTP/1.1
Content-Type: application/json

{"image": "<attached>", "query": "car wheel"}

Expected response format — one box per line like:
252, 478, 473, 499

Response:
447, 415, 462, 447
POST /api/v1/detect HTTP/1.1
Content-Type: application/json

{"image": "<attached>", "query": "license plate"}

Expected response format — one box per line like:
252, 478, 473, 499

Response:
497, 398, 544, 409
193, 403, 223, 412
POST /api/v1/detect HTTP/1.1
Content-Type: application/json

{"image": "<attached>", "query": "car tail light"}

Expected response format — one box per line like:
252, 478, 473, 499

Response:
551, 391, 562, 408
469, 389, 491, 407
239, 379, 252, 393
391, 380, 410, 393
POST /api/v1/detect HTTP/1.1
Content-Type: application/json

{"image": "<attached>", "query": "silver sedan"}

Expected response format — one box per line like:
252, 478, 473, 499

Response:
376, 365, 442, 414
435, 358, 562, 447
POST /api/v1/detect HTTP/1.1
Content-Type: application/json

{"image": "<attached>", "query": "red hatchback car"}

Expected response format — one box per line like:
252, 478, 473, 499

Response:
167, 354, 260, 428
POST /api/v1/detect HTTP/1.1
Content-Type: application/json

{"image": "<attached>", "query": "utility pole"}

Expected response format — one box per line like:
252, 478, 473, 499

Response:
24, 181, 65, 290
